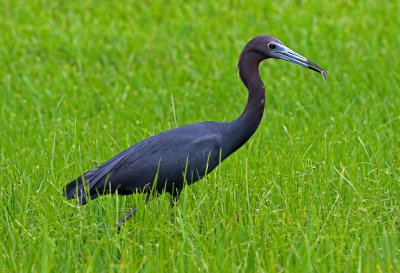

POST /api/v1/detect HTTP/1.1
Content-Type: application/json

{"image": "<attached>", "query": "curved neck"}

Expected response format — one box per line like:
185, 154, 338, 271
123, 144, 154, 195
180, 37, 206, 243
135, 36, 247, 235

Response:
222, 50, 266, 158
238, 51, 266, 123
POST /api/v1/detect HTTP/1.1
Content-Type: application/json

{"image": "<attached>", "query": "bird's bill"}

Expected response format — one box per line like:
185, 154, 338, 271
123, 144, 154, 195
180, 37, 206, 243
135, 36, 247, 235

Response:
275, 45, 327, 82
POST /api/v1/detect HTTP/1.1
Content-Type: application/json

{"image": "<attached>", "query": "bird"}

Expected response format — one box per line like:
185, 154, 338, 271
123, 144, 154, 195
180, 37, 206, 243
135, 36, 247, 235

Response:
64, 35, 326, 227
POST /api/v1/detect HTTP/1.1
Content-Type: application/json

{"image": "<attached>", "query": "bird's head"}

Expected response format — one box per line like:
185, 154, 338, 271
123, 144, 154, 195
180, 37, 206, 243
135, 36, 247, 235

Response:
242, 35, 327, 81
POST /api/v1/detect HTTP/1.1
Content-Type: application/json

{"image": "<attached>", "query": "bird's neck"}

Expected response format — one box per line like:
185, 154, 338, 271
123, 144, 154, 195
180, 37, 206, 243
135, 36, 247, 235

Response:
238, 51, 266, 123
224, 51, 266, 156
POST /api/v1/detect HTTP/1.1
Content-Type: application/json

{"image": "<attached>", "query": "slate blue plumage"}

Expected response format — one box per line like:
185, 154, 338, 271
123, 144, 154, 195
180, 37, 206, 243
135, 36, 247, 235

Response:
64, 35, 326, 225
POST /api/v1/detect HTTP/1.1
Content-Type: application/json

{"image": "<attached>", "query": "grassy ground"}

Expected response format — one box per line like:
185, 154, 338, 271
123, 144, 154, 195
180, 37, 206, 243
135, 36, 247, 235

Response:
1, 0, 400, 272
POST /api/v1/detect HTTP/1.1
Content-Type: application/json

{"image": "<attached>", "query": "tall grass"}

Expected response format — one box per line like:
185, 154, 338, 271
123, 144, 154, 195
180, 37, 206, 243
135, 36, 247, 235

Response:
1, 0, 400, 271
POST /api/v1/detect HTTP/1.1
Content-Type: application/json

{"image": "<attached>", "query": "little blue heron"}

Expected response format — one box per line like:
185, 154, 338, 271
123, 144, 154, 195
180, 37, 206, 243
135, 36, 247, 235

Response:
64, 35, 326, 227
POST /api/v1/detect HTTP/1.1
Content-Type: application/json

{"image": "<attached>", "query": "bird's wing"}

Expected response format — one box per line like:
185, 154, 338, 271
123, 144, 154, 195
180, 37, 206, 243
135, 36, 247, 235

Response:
64, 145, 134, 200
90, 131, 223, 194
83, 147, 133, 189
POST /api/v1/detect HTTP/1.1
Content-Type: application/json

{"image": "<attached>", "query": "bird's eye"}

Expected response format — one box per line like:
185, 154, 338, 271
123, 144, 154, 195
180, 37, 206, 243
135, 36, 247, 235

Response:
268, 43, 276, 50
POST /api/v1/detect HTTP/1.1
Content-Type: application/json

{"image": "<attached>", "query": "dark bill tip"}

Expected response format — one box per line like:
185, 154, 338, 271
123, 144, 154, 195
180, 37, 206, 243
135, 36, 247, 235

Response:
276, 46, 327, 83
321, 70, 327, 83
305, 59, 327, 83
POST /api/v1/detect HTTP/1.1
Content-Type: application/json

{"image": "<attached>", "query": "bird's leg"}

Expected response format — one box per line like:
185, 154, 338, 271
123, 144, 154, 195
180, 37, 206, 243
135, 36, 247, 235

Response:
67, 199, 83, 222
117, 207, 137, 225
117, 193, 150, 232
69, 209, 76, 221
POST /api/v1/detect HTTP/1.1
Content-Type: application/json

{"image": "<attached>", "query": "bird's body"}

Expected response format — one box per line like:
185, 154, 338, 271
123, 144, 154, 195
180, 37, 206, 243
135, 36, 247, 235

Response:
65, 121, 226, 203
64, 35, 326, 226
65, 118, 260, 204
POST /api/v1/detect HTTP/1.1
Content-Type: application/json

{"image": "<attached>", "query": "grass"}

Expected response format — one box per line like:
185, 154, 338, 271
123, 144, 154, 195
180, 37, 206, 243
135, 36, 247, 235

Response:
1, 0, 400, 272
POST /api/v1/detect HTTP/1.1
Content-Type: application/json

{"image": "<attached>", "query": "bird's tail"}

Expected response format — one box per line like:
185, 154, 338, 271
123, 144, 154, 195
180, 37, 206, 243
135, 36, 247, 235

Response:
64, 172, 100, 205
64, 148, 131, 205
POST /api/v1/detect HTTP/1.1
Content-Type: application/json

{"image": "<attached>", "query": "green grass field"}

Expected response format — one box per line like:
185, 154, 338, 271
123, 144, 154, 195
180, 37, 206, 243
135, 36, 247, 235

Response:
1, 0, 400, 272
